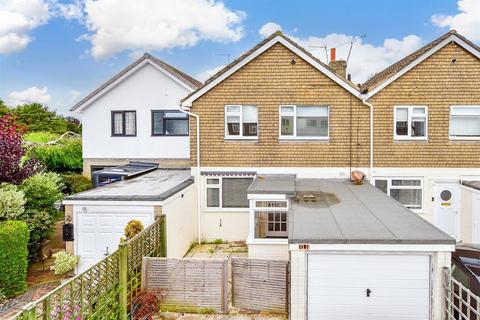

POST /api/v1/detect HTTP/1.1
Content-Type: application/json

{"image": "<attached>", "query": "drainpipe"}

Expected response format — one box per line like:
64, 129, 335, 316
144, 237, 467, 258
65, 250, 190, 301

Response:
180, 106, 201, 244
361, 99, 374, 183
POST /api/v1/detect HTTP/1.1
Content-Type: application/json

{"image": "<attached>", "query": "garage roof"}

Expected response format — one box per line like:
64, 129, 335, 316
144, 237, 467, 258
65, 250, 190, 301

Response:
251, 175, 454, 245
64, 169, 193, 202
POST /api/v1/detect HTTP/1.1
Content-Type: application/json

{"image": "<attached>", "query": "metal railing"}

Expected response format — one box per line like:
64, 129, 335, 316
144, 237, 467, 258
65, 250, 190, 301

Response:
444, 268, 480, 320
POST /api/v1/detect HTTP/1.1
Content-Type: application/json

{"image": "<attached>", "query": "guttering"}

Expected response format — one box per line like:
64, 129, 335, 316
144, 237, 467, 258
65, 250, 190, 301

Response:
361, 98, 374, 182
179, 106, 201, 244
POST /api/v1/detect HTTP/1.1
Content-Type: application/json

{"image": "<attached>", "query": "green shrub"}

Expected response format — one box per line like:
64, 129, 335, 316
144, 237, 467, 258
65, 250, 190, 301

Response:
20, 172, 64, 260
51, 251, 79, 274
0, 221, 29, 297
0, 184, 25, 221
24, 131, 59, 143
28, 137, 82, 172
124, 220, 144, 239
62, 174, 92, 194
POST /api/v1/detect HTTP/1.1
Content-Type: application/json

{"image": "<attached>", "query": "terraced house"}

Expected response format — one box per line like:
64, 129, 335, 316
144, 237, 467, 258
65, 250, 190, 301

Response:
181, 30, 480, 254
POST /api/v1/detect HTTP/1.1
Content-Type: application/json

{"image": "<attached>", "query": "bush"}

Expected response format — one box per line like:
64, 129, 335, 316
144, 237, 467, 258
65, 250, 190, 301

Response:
62, 174, 92, 194
20, 172, 64, 260
124, 220, 144, 239
0, 221, 29, 298
28, 137, 82, 172
51, 251, 79, 274
24, 131, 59, 143
131, 291, 159, 320
0, 184, 25, 220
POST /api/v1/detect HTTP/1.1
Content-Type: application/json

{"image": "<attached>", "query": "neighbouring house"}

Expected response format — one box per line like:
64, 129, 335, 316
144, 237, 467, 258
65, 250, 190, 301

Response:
63, 169, 196, 272
70, 53, 202, 178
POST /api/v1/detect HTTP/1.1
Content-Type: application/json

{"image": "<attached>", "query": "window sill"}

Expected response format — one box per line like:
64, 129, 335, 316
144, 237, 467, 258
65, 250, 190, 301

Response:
449, 137, 480, 141
279, 137, 329, 142
203, 208, 249, 212
224, 137, 258, 141
393, 138, 428, 142
247, 238, 288, 245
151, 134, 189, 137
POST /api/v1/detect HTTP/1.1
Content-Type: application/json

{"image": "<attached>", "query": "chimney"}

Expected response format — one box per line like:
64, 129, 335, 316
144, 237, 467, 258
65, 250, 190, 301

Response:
329, 48, 347, 79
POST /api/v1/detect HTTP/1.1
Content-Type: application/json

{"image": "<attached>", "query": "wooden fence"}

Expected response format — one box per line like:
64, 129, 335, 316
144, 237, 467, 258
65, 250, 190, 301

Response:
13, 215, 166, 320
142, 257, 228, 314
444, 268, 480, 319
231, 257, 289, 313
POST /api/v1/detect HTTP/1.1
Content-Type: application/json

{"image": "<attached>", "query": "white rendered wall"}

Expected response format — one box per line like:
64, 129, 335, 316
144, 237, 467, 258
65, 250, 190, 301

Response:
80, 62, 191, 159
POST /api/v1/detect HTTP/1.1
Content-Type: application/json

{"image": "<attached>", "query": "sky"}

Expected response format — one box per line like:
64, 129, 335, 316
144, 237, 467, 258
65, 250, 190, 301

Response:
0, 0, 479, 116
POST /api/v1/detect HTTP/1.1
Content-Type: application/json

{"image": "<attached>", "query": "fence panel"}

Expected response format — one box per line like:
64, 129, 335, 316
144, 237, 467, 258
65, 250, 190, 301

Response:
142, 257, 228, 314
232, 257, 288, 313
444, 268, 480, 320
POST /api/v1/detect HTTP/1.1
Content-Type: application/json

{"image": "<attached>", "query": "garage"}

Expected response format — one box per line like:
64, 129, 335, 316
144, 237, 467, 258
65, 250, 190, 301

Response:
286, 179, 455, 320
307, 253, 430, 319
63, 169, 197, 273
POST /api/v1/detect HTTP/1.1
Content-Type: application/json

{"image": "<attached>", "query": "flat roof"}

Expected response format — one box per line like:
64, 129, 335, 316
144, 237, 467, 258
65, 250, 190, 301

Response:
251, 175, 454, 245
462, 180, 480, 191
65, 169, 193, 202
248, 174, 296, 195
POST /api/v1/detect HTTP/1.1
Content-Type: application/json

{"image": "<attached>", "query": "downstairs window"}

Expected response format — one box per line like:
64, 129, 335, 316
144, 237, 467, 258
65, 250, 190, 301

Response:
374, 178, 423, 212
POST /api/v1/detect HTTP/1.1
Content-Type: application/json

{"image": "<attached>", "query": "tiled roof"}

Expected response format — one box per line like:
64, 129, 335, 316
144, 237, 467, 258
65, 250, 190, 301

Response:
70, 53, 202, 111
360, 30, 480, 92
181, 31, 360, 103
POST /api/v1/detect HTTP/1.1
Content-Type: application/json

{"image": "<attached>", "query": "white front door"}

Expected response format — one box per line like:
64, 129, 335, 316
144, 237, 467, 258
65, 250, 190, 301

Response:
434, 182, 459, 239
307, 253, 430, 320
75, 206, 154, 273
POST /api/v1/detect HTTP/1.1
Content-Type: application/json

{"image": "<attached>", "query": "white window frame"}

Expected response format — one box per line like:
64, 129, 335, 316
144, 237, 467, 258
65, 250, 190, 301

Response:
373, 177, 423, 213
224, 105, 258, 140
279, 105, 330, 140
449, 105, 480, 141
252, 199, 289, 240
204, 176, 254, 210
393, 106, 428, 140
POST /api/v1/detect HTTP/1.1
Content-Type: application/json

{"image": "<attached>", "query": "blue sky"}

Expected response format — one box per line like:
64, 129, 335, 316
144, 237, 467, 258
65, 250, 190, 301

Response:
0, 0, 479, 116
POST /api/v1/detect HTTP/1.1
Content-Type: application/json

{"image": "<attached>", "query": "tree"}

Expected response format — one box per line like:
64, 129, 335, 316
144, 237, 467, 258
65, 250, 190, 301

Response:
0, 115, 42, 184
0, 100, 9, 117
12, 103, 68, 134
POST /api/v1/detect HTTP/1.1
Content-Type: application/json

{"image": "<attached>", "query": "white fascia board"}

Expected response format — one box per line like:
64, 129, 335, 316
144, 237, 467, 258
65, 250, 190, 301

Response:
289, 243, 455, 252
182, 35, 362, 107
247, 193, 287, 200
75, 59, 193, 112
365, 35, 480, 99
63, 200, 163, 206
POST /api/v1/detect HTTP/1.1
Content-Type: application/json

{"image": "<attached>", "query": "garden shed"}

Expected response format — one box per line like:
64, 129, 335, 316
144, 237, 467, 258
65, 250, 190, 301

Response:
63, 169, 197, 272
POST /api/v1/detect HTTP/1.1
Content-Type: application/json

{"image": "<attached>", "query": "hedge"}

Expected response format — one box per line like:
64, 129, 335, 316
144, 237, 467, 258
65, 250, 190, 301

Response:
0, 221, 29, 297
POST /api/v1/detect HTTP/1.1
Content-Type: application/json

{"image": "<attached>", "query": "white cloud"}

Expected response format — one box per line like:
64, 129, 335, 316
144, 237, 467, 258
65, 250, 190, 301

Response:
431, 0, 480, 41
82, 0, 245, 60
196, 65, 225, 82
55, 0, 83, 21
7, 86, 51, 106
259, 22, 282, 38
292, 33, 423, 83
0, 0, 51, 54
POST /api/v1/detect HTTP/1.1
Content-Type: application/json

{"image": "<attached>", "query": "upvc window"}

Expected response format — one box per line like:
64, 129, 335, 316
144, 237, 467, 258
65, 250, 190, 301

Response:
450, 106, 480, 140
152, 110, 188, 136
225, 105, 258, 138
279, 105, 329, 139
254, 200, 288, 239
205, 176, 253, 209
374, 178, 423, 212
111, 111, 136, 136
394, 106, 427, 139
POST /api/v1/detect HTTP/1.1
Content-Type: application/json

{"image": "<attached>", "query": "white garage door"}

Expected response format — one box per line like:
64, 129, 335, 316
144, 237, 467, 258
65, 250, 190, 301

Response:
308, 254, 430, 320
75, 206, 154, 273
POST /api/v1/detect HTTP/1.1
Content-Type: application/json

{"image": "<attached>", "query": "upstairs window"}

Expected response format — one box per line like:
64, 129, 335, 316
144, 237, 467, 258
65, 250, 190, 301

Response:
450, 106, 480, 140
280, 105, 329, 139
394, 106, 427, 140
152, 110, 188, 136
205, 176, 253, 209
112, 111, 136, 136
225, 105, 258, 138
374, 178, 423, 212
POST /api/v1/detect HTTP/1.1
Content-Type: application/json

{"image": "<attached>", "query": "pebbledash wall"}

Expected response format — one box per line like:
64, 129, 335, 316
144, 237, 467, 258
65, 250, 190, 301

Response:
80, 62, 191, 177
189, 40, 480, 246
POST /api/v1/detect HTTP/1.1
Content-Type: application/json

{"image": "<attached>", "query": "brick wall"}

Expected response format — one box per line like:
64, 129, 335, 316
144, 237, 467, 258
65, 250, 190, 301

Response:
369, 43, 480, 167
190, 43, 370, 167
